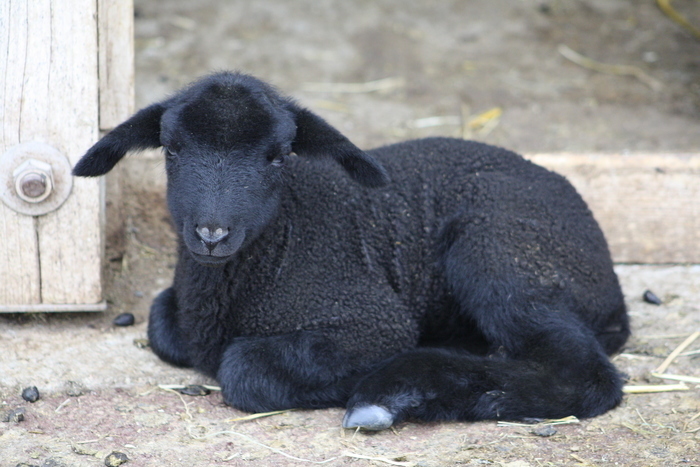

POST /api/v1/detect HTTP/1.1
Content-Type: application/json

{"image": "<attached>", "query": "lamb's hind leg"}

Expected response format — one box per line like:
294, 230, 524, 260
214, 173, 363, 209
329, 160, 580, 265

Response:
344, 206, 627, 430
148, 287, 193, 368
344, 316, 624, 430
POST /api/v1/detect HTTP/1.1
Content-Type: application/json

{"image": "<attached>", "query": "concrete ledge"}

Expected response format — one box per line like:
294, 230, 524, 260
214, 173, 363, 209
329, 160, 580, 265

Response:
0, 302, 108, 313
528, 153, 700, 264
80, 151, 700, 267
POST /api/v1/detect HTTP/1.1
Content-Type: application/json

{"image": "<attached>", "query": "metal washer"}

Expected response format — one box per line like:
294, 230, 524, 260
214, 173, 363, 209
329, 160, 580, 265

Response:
0, 141, 74, 216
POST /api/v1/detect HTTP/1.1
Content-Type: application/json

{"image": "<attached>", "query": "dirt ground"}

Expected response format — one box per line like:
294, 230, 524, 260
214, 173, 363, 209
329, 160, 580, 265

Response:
2, 0, 700, 465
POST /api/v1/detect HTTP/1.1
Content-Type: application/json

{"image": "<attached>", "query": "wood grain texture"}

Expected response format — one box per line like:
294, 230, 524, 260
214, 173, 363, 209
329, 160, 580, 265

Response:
37, 0, 101, 304
98, 0, 135, 131
0, 209, 40, 304
0, 0, 41, 304
528, 153, 700, 264
98, 0, 135, 263
0, 0, 102, 306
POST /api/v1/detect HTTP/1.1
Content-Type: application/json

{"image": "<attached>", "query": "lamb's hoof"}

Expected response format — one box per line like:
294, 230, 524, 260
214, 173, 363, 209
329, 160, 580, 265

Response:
342, 404, 394, 431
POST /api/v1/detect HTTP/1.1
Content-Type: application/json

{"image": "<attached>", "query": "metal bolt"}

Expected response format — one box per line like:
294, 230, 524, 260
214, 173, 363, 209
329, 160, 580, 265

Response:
13, 159, 54, 203
21, 172, 48, 198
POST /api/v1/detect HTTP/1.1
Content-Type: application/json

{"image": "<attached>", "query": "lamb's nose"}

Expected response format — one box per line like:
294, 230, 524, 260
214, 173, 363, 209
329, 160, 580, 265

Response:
196, 226, 229, 251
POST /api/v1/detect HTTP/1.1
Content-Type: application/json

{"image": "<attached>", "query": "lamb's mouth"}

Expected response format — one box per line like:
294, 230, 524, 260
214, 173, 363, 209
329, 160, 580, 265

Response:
189, 251, 234, 266
184, 227, 246, 266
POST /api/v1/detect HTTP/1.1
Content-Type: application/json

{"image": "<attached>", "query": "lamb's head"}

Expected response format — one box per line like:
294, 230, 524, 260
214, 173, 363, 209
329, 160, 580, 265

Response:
74, 72, 388, 265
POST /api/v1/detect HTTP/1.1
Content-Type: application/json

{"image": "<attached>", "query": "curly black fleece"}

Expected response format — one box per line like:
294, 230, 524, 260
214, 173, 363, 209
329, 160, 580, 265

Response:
74, 72, 629, 426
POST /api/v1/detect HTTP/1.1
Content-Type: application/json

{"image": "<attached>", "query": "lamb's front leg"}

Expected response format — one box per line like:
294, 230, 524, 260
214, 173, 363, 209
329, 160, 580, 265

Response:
217, 331, 362, 413
148, 287, 193, 368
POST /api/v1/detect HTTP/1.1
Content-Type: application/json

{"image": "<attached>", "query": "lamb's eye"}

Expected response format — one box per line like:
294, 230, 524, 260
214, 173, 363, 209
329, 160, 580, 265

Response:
270, 154, 287, 167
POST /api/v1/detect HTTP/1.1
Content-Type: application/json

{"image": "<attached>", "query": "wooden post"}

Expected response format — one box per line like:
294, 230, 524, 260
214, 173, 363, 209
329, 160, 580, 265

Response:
98, 0, 135, 132
100, 0, 135, 266
0, 0, 133, 312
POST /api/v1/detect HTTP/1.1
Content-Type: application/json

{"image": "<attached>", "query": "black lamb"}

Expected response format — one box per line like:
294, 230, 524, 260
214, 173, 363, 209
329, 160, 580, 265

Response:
74, 72, 629, 430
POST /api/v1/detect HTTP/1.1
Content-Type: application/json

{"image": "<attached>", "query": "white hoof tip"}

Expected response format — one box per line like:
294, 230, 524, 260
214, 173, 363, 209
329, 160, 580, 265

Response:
342, 404, 394, 431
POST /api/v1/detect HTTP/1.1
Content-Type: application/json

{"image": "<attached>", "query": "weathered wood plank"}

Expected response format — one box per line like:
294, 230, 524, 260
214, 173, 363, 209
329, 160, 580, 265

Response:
37, 0, 102, 304
0, 210, 40, 304
0, 0, 103, 307
99, 0, 135, 261
0, 302, 107, 313
98, 0, 135, 131
528, 153, 700, 264
0, 0, 41, 304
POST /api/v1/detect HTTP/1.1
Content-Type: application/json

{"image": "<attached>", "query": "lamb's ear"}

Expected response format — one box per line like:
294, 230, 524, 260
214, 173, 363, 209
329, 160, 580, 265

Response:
291, 107, 389, 188
73, 103, 166, 177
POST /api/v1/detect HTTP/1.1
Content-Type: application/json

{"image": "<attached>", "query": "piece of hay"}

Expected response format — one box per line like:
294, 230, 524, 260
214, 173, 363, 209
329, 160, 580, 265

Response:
311, 100, 350, 113
407, 116, 461, 129
651, 372, 700, 384
558, 44, 663, 91
654, 331, 700, 374
157, 384, 221, 391
342, 452, 416, 467
657, 0, 700, 39
497, 416, 580, 427
461, 106, 502, 139
467, 107, 503, 130
226, 409, 295, 422
616, 353, 653, 360
684, 411, 700, 432
55, 398, 71, 413
301, 77, 405, 94
570, 453, 593, 465
623, 383, 689, 394
621, 421, 653, 437
159, 385, 196, 421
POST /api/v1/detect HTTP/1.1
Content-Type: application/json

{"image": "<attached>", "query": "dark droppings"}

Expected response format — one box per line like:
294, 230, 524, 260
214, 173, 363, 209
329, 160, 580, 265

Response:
21, 386, 40, 402
113, 312, 136, 326
2, 407, 26, 423
643, 289, 663, 305
65, 380, 86, 397
179, 385, 211, 396
531, 424, 558, 437
104, 451, 129, 466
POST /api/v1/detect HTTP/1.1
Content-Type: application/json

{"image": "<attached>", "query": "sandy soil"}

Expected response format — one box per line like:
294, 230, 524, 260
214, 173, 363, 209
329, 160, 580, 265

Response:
2, 1, 700, 466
